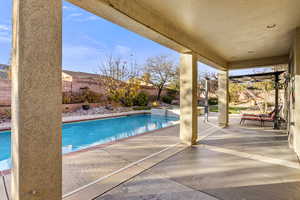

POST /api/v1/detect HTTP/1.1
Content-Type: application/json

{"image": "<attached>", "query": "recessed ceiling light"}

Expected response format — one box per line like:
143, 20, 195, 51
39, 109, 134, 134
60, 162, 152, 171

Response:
267, 24, 276, 29
248, 51, 255, 54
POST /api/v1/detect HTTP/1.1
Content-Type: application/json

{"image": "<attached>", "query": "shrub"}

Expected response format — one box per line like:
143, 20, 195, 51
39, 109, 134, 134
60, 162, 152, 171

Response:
133, 106, 151, 110
162, 96, 173, 104
148, 95, 157, 102
85, 91, 102, 103
133, 92, 149, 106
120, 96, 134, 107
62, 91, 103, 104
208, 97, 218, 105
62, 92, 72, 104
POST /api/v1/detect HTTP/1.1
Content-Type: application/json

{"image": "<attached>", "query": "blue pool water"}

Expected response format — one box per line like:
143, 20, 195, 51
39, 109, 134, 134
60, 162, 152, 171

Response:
0, 114, 178, 171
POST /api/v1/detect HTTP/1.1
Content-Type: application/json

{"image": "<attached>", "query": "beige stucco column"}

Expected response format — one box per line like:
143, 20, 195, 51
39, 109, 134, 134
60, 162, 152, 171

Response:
218, 70, 229, 127
180, 53, 198, 145
292, 27, 300, 156
12, 0, 62, 200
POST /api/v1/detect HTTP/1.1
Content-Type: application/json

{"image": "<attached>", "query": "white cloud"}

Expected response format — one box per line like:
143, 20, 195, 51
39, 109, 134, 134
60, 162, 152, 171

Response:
81, 16, 99, 21
63, 5, 75, 10
81, 35, 107, 50
65, 12, 99, 22
62, 44, 103, 70
115, 45, 132, 57
68, 13, 83, 18
63, 44, 101, 58
0, 25, 9, 31
0, 36, 11, 43
0, 24, 11, 43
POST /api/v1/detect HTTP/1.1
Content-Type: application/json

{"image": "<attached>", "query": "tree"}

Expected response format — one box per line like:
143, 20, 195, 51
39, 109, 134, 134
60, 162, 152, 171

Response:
142, 55, 177, 100
168, 67, 180, 92
97, 54, 140, 106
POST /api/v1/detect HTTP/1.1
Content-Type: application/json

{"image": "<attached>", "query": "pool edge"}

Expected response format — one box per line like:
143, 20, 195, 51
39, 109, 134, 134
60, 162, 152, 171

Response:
0, 111, 152, 132
0, 120, 179, 176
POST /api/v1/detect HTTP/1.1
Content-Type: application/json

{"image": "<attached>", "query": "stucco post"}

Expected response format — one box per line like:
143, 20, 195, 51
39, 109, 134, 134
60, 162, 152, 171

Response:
293, 28, 300, 156
218, 70, 229, 127
12, 0, 62, 200
180, 53, 198, 145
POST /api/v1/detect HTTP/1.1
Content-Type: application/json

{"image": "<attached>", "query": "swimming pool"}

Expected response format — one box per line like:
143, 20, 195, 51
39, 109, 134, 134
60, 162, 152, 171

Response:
0, 114, 178, 171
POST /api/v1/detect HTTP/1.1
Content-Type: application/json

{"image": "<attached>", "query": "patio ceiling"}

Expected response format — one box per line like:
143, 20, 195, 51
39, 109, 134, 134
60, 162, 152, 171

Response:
67, 0, 300, 70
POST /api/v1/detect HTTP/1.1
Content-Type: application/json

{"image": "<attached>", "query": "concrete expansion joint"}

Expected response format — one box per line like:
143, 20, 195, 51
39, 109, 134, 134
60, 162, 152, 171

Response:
203, 144, 300, 170
148, 169, 222, 200
101, 148, 132, 164
63, 142, 187, 199
1, 175, 9, 200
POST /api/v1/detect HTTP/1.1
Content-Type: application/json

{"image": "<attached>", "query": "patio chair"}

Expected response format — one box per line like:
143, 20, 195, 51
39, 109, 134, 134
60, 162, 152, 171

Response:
242, 107, 275, 118
240, 106, 282, 127
240, 115, 263, 126
261, 106, 283, 127
240, 108, 274, 126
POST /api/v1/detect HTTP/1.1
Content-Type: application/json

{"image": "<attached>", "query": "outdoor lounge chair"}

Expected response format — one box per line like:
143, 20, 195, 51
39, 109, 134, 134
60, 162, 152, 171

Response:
240, 115, 263, 126
260, 112, 276, 127
240, 106, 282, 127
240, 109, 274, 126
242, 108, 275, 118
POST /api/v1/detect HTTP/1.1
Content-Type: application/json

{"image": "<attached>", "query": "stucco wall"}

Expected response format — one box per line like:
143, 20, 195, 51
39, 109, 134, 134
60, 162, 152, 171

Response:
63, 78, 106, 94
0, 79, 11, 105
1, 76, 172, 106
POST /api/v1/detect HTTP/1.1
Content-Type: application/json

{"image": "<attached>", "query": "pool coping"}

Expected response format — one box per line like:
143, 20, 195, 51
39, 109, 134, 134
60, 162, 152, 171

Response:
0, 112, 179, 176
0, 110, 152, 132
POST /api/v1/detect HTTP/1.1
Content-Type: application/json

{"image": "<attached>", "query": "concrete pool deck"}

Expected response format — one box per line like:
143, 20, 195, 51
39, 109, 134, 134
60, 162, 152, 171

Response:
95, 116, 300, 200
0, 111, 187, 200
1, 114, 300, 200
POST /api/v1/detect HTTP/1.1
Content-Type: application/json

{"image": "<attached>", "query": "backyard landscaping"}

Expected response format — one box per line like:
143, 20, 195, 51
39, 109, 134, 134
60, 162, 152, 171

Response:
209, 105, 249, 114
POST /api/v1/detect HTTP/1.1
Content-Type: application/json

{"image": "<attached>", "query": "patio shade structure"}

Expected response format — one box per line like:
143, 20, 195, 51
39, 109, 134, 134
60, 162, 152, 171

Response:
230, 71, 285, 129
10, 0, 300, 199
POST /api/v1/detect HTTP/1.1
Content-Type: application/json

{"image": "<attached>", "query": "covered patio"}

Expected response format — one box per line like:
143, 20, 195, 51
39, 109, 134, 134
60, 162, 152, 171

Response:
2, 114, 300, 199
5, 0, 300, 199
96, 116, 300, 200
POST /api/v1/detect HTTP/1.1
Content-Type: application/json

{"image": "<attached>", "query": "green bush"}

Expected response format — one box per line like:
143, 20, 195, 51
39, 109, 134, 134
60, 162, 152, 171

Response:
162, 96, 173, 104
133, 92, 149, 106
120, 96, 134, 107
208, 97, 218, 105
133, 106, 151, 110
62, 91, 102, 104
72, 94, 85, 104
62, 92, 72, 104
209, 105, 218, 112
85, 91, 102, 103
147, 95, 157, 102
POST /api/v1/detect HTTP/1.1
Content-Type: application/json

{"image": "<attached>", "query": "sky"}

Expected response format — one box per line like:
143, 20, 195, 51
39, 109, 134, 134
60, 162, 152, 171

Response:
0, 1, 266, 75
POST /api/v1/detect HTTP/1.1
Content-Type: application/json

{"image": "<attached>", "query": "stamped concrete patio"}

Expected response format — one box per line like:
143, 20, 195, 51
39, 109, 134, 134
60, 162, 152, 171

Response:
1, 114, 300, 200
